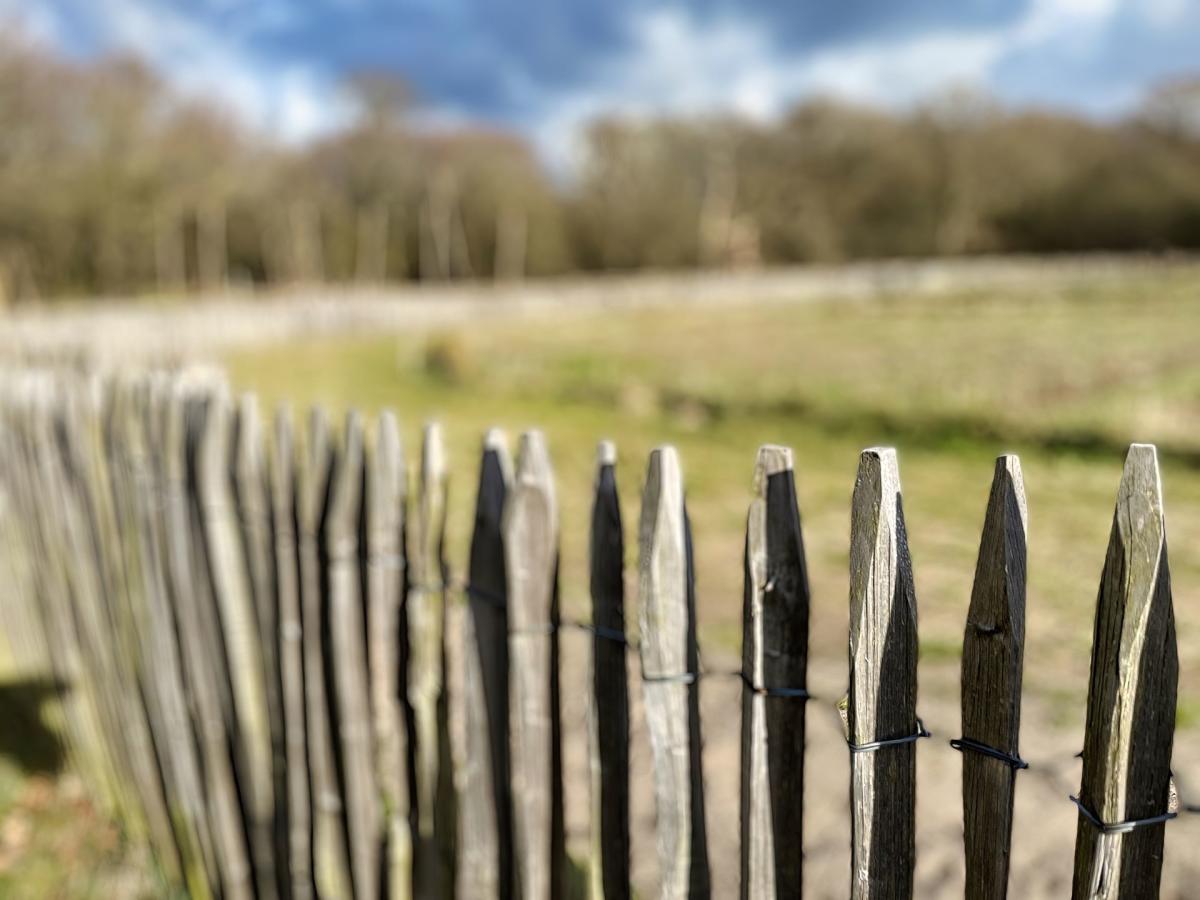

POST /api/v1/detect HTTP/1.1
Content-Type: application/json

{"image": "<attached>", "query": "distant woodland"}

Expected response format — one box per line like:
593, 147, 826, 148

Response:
2, 30, 1200, 302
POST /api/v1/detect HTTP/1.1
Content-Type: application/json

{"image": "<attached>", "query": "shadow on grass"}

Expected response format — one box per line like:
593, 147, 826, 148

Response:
0, 678, 66, 774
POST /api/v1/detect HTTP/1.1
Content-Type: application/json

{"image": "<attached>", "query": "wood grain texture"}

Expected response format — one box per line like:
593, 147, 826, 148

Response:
462, 428, 513, 899
638, 446, 710, 900
847, 447, 919, 900
960, 455, 1027, 900
740, 445, 810, 900
504, 431, 565, 900
588, 440, 629, 900
171, 383, 256, 900
270, 407, 315, 900
110, 381, 215, 889
298, 407, 352, 900
1071, 444, 1178, 900
326, 412, 382, 900
126, 379, 217, 895
232, 394, 289, 900
408, 421, 456, 898
194, 388, 277, 900
367, 410, 413, 900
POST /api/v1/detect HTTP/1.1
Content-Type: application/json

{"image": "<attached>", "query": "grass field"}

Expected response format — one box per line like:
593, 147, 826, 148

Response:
3, 260, 1200, 895
227, 265, 1200, 720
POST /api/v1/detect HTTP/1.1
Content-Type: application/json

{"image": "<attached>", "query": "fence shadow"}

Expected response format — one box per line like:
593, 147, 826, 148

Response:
0, 677, 67, 775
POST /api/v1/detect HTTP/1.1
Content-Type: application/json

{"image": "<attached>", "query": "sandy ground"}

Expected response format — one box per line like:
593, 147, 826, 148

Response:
444, 602, 1200, 899
4, 254, 1195, 364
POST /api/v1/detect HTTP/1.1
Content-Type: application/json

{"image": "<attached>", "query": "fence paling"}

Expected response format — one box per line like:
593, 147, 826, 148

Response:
588, 440, 630, 900
462, 428, 513, 899
740, 445, 809, 900
271, 407, 315, 900
847, 448, 919, 900
959, 455, 1027, 900
327, 412, 383, 900
196, 389, 278, 900
367, 409, 412, 900
299, 407, 352, 900
174, 384, 256, 900
638, 446, 710, 900
409, 421, 455, 898
1071, 444, 1178, 899
232, 393, 291, 900
131, 380, 218, 896
504, 431, 565, 900
6, 367, 1200, 900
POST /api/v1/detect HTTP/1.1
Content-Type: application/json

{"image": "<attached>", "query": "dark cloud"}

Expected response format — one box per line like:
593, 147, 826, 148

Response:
79, 0, 1032, 118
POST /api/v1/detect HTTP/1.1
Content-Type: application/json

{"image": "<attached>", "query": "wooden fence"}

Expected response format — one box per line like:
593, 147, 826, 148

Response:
0, 369, 1190, 899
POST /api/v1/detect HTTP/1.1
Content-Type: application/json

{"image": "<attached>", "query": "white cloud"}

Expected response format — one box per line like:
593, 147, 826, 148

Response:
0, 1, 65, 45
70, 0, 354, 143
1135, 0, 1194, 30
530, 0, 1200, 168
8, 0, 1195, 169
530, 7, 1011, 169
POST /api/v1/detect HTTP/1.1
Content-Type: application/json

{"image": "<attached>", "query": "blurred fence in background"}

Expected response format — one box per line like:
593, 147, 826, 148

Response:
0, 368, 1189, 899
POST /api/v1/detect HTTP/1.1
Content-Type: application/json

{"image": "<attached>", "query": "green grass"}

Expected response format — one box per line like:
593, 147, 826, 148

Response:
225, 265, 1200, 701
5, 263, 1200, 896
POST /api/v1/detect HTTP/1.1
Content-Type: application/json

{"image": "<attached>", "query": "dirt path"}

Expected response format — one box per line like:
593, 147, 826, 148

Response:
4, 255, 1195, 364
445, 604, 1200, 899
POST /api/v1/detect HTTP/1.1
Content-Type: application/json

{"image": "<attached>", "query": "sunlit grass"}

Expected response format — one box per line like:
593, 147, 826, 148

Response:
226, 266, 1200, 715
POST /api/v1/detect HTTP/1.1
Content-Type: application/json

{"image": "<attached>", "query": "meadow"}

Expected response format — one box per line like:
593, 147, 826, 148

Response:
2, 259, 1200, 896
226, 264, 1200, 716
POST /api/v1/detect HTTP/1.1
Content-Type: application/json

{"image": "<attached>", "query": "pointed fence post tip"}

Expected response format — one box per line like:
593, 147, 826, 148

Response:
504, 428, 563, 900
1072, 442, 1177, 900
638, 444, 710, 900
959, 453, 1027, 900
847, 445, 918, 900
462, 425, 513, 898
741, 443, 808, 900
588, 439, 629, 900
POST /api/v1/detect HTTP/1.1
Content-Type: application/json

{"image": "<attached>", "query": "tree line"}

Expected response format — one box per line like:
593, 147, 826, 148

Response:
2, 31, 1199, 303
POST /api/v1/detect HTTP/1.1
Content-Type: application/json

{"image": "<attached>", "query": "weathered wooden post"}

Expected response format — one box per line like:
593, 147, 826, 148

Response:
125, 377, 217, 895
587, 440, 629, 900
956, 456, 1027, 900
740, 445, 810, 900
326, 412, 383, 900
195, 388, 277, 900
504, 431, 565, 899
1071, 444, 1178, 899
409, 421, 456, 897
299, 407, 352, 900
367, 410, 412, 900
846, 447, 920, 900
98, 378, 218, 894
232, 393, 289, 898
638, 446, 710, 900
462, 428, 514, 899
170, 383, 256, 900
270, 407, 314, 900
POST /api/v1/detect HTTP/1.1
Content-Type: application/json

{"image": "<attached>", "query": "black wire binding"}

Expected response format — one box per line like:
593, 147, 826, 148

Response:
641, 671, 698, 685
848, 719, 931, 753
463, 582, 505, 608
1070, 795, 1177, 835
578, 623, 630, 645
740, 672, 812, 700
950, 736, 1029, 770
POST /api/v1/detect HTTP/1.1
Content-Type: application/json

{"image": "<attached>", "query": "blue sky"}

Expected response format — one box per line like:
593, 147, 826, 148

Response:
4, 0, 1198, 165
